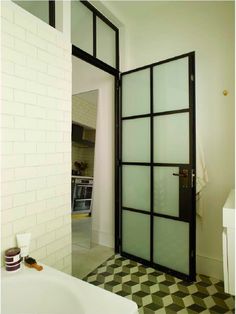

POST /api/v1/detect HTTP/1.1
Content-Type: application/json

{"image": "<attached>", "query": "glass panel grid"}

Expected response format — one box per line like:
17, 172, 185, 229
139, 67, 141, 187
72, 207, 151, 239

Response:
122, 69, 150, 117
154, 113, 189, 164
153, 57, 189, 113
97, 17, 116, 68
71, 0, 93, 55
122, 118, 150, 162
154, 167, 179, 216
122, 165, 150, 212
154, 217, 189, 274
122, 210, 150, 261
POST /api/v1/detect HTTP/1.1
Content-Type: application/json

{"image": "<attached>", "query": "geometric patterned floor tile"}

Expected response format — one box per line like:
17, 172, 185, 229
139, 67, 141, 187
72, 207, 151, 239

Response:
84, 254, 235, 314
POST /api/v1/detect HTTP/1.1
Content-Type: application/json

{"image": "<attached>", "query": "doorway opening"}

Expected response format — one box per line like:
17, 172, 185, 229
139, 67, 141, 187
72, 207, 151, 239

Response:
71, 56, 115, 279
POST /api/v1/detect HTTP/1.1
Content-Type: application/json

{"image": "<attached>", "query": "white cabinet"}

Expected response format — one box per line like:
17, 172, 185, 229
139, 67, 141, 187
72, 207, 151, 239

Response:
222, 189, 235, 295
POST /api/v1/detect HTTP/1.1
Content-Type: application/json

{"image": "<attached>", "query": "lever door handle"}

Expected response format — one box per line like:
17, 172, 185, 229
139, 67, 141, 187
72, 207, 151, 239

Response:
173, 173, 187, 177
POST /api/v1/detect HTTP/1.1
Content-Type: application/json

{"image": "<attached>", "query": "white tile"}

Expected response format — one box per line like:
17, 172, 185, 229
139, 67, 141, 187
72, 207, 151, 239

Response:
46, 235, 71, 255
26, 56, 47, 74
1, 115, 14, 128
55, 224, 71, 240
1, 169, 15, 183
13, 215, 37, 234
1, 32, 14, 48
26, 200, 46, 216
37, 209, 55, 224
1, 18, 26, 40
36, 187, 55, 201
25, 130, 46, 142
1, 224, 13, 238
2, 129, 25, 142
13, 191, 35, 207
2, 101, 25, 116
15, 167, 38, 180
2, 206, 26, 224
14, 9, 37, 34
45, 131, 64, 142
36, 143, 56, 153
25, 154, 46, 167
48, 65, 64, 79
41, 254, 56, 266
13, 143, 37, 154
37, 23, 57, 44
46, 216, 63, 232
2, 180, 26, 196
27, 223, 46, 239
2, 155, 25, 169
15, 64, 37, 81
26, 177, 46, 191
25, 104, 45, 118
1, 196, 13, 211
29, 247, 47, 261
1, 87, 14, 101
2, 60, 14, 75
26, 31, 48, 50
14, 38, 37, 58
2, 46, 26, 66
37, 231, 55, 248
25, 82, 47, 97
1, 4, 14, 22
14, 90, 37, 105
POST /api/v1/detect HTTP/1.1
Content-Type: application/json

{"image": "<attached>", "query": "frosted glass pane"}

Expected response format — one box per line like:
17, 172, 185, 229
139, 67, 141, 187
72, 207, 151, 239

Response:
123, 166, 150, 211
122, 211, 150, 260
122, 69, 150, 117
154, 217, 189, 274
154, 113, 189, 163
71, 1, 93, 54
153, 57, 189, 113
13, 1, 49, 24
122, 118, 150, 162
154, 167, 179, 216
97, 18, 116, 68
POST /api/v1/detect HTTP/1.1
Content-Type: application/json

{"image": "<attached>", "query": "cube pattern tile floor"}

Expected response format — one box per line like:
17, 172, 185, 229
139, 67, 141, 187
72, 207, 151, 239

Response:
84, 254, 235, 314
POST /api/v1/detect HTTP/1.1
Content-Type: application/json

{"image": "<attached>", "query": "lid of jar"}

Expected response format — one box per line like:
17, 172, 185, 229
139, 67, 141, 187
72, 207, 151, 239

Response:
5, 247, 21, 257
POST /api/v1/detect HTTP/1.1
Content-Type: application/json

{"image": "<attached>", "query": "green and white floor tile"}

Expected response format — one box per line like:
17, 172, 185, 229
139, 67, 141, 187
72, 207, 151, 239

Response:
84, 254, 235, 314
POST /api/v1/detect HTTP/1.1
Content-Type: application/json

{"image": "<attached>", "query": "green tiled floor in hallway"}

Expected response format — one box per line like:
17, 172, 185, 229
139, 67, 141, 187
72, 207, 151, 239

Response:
84, 254, 235, 314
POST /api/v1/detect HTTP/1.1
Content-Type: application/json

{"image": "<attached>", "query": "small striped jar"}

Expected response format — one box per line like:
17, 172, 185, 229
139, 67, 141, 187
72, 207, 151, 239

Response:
5, 248, 21, 272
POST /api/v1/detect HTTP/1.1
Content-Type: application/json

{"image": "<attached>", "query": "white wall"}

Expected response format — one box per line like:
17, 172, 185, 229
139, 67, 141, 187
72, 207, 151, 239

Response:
1, 1, 72, 273
106, 1, 235, 279
72, 56, 115, 247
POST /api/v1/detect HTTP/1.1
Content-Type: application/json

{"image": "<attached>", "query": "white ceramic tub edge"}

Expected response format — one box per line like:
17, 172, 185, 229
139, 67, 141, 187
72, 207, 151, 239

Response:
1, 263, 139, 314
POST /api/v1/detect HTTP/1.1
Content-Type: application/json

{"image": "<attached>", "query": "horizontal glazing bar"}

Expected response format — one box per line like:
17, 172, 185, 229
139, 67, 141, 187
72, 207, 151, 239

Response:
122, 207, 150, 215
121, 109, 190, 120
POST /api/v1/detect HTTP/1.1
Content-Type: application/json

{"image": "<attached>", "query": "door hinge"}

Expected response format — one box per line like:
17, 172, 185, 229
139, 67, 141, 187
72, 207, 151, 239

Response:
191, 74, 194, 81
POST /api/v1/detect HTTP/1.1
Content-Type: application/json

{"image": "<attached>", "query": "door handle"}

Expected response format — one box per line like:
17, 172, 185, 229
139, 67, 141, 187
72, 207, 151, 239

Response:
173, 169, 189, 188
173, 173, 187, 177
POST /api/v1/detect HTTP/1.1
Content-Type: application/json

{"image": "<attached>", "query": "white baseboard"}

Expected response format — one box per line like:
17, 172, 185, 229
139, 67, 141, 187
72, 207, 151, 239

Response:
92, 229, 114, 248
196, 254, 223, 280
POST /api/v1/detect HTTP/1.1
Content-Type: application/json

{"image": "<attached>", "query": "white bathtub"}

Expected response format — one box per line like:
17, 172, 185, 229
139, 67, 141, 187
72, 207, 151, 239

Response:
1, 264, 138, 314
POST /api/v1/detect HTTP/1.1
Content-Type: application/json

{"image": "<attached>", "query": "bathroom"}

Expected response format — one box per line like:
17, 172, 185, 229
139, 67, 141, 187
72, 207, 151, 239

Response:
1, 1, 234, 313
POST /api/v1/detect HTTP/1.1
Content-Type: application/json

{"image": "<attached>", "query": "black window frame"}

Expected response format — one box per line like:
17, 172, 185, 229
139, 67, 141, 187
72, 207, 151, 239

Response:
72, 0, 120, 77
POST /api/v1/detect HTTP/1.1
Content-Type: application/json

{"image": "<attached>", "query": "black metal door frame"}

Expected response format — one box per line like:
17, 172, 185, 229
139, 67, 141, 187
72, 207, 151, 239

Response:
117, 52, 196, 281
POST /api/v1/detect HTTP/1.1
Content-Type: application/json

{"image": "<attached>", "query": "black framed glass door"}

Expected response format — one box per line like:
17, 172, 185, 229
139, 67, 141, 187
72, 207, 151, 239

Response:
118, 52, 196, 281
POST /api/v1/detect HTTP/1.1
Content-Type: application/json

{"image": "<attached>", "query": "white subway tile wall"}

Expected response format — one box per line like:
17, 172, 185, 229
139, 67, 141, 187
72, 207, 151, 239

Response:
1, 2, 72, 274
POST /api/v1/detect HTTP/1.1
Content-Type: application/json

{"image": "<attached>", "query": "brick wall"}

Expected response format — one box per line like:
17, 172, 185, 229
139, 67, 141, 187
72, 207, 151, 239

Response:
1, 2, 72, 273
